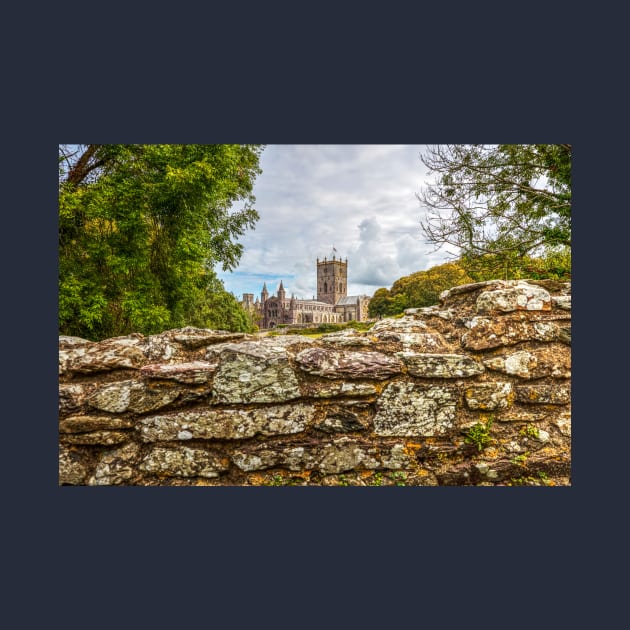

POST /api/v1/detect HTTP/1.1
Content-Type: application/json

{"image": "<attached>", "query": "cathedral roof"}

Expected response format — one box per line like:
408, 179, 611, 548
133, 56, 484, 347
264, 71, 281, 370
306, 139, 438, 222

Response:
336, 295, 363, 306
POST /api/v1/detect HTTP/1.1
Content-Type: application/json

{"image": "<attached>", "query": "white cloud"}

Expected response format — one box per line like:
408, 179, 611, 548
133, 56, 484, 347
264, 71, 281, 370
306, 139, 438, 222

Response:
217, 145, 453, 300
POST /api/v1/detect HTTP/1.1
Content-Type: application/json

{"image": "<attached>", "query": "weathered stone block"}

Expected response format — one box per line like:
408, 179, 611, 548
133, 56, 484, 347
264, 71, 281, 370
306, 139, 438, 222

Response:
462, 316, 560, 350
295, 347, 402, 380
87, 380, 180, 414
140, 445, 230, 478
374, 382, 458, 436
139, 403, 314, 442
170, 327, 247, 348
59, 445, 88, 485
63, 336, 146, 374
61, 431, 130, 446
315, 406, 369, 433
59, 415, 135, 433
370, 317, 452, 350
515, 384, 571, 405
476, 282, 551, 313
303, 381, 378, 399
552, 295, 571, 310
140, 361, 219, 384
89, 443, 141, 486
464, 382, 513, 411
210, 342, 301, 403
483, 346, 571, 379
59, 383, 85, 414
231, 438, 414, 474
397, 352, 484, 378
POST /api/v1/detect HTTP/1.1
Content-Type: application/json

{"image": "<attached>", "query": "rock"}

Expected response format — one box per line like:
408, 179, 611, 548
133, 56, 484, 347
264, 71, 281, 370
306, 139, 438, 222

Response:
552, 295, 571, 310
87, 380, 180, 414
483, 345, 571, 379
295, 347, 402, 380
62, 336, 147, 374
59, 445, 88, 485
140, 445, 230, 478
140, 361, 219, 384
404, 306, 455, 320
139, 403, 314, 442
461, 316, 561, 350
59, 384, 86, 414
303, 381, 378, 399
555, 413, 571, 436
59, 415, 135, 433
62, 431, 130, 446
515, 384, 571, 405
320, 329, 373, 346
168, 327, 247, 349
209, 341, 301, 403
464, 382, 513, 411
231, 438, 413, 474
315, 407, 369, 433
476, 282, 551, 313
398, 352, 484, 378
373, 382, 458, 436
370, 317, 451, 350
59, 336, 92, 348
89, 443, 141, 485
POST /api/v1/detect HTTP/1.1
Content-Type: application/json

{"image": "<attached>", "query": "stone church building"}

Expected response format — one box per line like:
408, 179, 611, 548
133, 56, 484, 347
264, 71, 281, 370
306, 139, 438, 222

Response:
242, 255, 370, 329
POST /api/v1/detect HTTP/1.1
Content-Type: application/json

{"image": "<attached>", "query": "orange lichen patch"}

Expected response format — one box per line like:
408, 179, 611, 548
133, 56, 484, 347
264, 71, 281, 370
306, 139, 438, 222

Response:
402, 441, 423, 457
372, 381, 387, 395
247, 473, 268, 485
194, 479, 216, 486
483, 447, 500, 459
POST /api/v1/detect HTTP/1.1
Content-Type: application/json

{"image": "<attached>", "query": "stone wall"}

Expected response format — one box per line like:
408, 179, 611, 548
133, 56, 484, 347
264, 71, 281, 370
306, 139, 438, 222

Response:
59, 279, 571, 486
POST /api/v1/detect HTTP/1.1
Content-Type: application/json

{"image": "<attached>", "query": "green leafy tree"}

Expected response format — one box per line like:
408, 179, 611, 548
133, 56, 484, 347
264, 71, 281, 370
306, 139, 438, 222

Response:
369, 262, 474, 317
59, 144, 264, 339
418, 144, 571, 264
390, 263, 474, 308
458, 246, 571, 282
368, 288, 400, 318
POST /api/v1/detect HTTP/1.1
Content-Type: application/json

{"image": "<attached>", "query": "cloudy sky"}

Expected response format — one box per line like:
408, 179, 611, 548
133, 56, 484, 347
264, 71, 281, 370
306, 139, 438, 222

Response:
217, 145, 456, 301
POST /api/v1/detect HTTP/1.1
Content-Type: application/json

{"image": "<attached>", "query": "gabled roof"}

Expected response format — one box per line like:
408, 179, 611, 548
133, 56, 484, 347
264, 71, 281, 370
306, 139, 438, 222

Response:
336, 295, 362, 306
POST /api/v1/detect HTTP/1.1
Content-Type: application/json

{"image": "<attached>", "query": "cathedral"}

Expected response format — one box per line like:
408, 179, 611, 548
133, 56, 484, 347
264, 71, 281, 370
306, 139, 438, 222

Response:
241, 254, 371, 329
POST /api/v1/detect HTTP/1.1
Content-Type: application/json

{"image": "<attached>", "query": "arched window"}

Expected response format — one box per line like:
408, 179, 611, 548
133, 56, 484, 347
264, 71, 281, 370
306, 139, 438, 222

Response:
339, 282, 342, 292
324, 282, 328, 293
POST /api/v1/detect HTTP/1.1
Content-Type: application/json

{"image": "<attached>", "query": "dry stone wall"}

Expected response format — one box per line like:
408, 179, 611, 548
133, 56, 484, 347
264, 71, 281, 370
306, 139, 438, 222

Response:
59, 279, 571, 486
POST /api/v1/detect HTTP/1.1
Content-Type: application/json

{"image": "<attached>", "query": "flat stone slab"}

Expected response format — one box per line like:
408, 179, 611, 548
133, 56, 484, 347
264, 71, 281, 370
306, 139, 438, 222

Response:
373, 382, 458, 436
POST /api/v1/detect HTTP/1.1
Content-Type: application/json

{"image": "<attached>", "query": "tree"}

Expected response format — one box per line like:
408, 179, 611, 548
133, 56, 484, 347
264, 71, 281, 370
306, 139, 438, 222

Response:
368, 262, 474, 317
418, 144, 571, 264
458, 246, 571, 283
59, 144, 264, 340
368, 288, 400, 318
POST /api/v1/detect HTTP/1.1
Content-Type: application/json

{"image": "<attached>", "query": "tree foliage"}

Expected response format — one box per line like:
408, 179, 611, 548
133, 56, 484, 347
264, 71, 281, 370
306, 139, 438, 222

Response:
459, 246, 571, 282
418, 144, 571, 263
368, 263, 474, 317
59, 144, 264, 340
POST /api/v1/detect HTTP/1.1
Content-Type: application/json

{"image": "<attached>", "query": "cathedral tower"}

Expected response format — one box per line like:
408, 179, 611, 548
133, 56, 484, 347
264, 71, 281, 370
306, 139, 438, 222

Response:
317, 253, 348, 305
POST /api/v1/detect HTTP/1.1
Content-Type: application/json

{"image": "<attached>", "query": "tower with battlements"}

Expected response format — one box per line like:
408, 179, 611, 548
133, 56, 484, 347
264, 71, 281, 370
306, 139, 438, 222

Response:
317, 254, 347, 305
